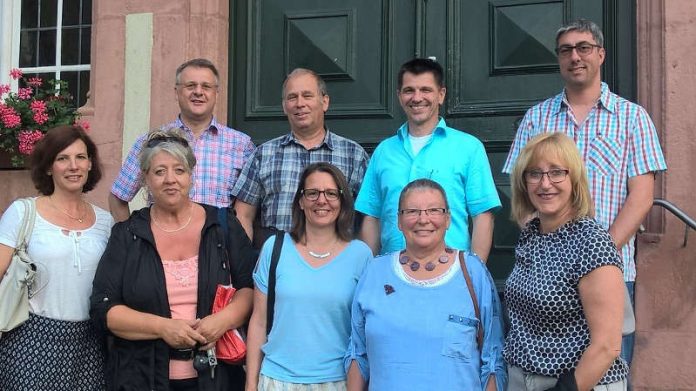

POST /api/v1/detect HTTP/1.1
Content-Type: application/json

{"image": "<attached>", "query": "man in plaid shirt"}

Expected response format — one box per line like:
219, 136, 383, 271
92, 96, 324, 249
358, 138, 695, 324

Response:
109, 58, 255, 221
502, 19, 667, 373
231, 68, 369, 245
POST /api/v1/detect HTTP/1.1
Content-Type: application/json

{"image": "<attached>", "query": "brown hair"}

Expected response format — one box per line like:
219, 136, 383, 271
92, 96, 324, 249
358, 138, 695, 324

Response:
29, 125, 102, 195
290, 162, 354, 243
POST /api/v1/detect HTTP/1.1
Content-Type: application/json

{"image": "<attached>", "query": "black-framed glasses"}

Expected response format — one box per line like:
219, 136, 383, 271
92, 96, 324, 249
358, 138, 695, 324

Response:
146, 135, 190, 148
301, 188, 342, 201
399, 208, 448, 219
176, 82, 218, 92
555, 42, 602, 57
524, 169, 569, 184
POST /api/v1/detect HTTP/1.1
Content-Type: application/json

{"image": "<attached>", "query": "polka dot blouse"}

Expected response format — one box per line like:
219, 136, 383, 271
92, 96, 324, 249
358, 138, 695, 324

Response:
504, 217, 628, 384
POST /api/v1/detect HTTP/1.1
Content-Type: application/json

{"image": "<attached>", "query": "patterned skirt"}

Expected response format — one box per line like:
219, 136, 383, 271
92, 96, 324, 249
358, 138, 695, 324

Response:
0, 313, 105, 390
258, 375, 346, 391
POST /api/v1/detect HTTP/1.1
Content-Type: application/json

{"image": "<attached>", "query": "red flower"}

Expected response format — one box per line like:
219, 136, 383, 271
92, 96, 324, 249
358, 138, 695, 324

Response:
27, 77, 43, 87
1, 106, 22, 128
30, 100, 47, 113
17, 87, 33, 100
18, 130, 44, 155
74, 119, 90, 131
33, 111, 49, 125
0, 84, 10, 95
9, 68, 23, 80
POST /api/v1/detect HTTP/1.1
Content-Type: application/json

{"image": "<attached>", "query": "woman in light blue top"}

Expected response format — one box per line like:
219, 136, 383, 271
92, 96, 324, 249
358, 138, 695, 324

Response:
245, 162, 372, 391
345, 179, 506, 391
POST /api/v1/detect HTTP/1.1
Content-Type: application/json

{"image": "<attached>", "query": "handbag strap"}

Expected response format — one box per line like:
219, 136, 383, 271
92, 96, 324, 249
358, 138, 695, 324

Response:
16, 198, 37, 251
458, 250, 483, 352
266, 230, 284, 335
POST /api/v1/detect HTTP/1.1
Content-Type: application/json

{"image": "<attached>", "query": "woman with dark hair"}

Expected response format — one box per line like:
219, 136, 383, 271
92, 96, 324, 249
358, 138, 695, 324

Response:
0, 125, 113, 390
245, 162, 372, 391
90, 128, 255, 390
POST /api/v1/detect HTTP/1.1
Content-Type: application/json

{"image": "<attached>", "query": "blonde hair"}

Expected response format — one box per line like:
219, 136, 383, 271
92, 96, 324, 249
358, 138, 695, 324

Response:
510, 132, 594, 226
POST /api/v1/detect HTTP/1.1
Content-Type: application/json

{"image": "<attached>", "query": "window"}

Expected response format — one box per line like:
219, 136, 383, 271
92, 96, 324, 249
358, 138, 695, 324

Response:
6, 0, 92, 108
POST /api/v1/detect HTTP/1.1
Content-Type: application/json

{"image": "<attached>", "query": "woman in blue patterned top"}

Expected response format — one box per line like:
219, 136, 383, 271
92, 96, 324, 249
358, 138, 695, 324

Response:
505, 132, 628, 390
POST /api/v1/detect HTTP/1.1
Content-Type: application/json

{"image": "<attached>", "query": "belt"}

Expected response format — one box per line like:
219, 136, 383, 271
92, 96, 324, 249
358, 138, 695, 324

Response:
169, 348, 195, 361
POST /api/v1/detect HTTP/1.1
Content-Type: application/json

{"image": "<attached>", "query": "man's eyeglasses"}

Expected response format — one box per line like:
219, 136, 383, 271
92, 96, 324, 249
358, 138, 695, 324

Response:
399, 208, 448, 219
176, 82, 218, 92
555, 42, 602, 57
301, 188, 342, 201
524, 169, 569, 184
146, 135, 190, 148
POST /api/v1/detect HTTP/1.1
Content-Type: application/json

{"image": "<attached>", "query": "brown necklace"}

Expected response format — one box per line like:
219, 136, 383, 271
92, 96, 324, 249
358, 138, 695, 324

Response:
399, 248, 453, 272
49, 196, 87, 223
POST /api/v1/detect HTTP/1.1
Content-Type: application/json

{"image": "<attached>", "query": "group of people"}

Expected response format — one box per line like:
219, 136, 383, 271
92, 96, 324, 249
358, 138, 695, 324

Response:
0, 18, 666, 391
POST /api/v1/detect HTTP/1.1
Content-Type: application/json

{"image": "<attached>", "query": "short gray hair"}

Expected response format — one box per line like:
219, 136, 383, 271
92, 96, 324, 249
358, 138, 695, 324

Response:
281, 68, 328, 99
139, 128, 196, 177
556, 19, 604, 48
175, 58, 219, 85
398, 178, 450, 211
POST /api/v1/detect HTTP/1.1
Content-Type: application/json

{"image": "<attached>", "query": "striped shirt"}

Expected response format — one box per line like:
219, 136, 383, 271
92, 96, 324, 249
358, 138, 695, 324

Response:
231, 129, 369, 231
111, 116, 255, 207
502, 82, 667, 281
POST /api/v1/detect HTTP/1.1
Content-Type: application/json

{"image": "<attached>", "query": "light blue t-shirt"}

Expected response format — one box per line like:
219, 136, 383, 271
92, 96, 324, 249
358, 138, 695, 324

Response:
355, 118, 501, 254
253, 234, 372, 383
345, 251, 507, 390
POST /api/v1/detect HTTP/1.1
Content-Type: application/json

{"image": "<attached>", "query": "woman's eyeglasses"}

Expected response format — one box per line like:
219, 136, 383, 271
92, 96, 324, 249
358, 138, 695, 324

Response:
399, 208, 448, 219
524, 169, 569, 184
301, 188, 342, 201
146, 135, 190, 148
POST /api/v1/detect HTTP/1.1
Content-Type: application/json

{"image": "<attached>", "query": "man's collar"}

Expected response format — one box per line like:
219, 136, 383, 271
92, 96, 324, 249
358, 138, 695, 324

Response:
397, 117, 447, 139
175, 115, 220, 134
558, 82, 614, 114
280, 128, 334, 150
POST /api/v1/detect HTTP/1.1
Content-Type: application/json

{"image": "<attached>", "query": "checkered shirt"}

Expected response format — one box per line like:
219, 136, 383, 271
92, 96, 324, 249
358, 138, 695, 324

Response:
231, 129, 369, 231
502, 82, 667, 281
111, 116, 255, 207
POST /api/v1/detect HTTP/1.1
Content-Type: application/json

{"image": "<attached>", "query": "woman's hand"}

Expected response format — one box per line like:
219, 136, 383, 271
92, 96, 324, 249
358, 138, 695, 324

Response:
195, 312, 230, 350
160, 318, 207, 349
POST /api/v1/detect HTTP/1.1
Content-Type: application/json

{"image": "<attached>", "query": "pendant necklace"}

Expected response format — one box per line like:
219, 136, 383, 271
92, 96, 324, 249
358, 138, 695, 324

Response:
307, 238, 337, 259
49, 196, 87, 223
151, 204, 193, 233
399, 248, 453, 272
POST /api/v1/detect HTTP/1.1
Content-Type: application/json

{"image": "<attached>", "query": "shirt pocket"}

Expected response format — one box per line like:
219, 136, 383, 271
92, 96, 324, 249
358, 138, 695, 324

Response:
441, 314, 478, 361
586, 136, 623, 177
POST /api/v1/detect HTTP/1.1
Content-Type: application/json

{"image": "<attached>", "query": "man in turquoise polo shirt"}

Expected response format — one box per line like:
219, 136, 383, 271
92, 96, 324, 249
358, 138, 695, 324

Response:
356, 58, 501, 259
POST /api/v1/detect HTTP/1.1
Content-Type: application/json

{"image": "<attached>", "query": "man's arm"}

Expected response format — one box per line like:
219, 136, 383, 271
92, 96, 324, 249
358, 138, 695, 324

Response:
108, 193, 131, 223
234, 200, 258, 242
470, 211, 494, 262
359, 215, 381, 256
608, 173, 655, 250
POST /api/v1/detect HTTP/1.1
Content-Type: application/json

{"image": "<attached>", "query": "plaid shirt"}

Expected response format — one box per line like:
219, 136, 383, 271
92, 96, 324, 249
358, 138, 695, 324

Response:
502, 82, 667, 281
111, 116, 255, 207
231, 129, 369, 231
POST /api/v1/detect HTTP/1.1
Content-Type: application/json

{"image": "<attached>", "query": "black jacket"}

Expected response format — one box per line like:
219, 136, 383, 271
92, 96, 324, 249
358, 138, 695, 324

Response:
90, 204, 256, 391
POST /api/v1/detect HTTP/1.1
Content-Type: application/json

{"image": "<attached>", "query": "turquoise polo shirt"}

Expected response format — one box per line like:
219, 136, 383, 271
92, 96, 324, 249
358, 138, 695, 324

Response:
356, 118, 501, 254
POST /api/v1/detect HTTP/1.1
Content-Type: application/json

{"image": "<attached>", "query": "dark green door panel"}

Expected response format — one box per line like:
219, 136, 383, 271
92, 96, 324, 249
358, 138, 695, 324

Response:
230, 0, 635, 286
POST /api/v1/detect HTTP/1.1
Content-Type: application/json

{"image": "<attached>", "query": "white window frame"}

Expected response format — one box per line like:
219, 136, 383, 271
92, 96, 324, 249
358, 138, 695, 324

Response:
0, 0, 90, 92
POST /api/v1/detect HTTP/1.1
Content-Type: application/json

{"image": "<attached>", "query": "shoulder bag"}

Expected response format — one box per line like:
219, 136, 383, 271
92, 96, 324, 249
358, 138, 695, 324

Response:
0, 198, 38, 333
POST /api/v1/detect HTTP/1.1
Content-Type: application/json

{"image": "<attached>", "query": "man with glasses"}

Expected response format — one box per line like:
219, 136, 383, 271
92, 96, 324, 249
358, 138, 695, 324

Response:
357, 58, 501, 259
502, 19, 667, 377
109, 58, 255, 221
231, 68, 369, 246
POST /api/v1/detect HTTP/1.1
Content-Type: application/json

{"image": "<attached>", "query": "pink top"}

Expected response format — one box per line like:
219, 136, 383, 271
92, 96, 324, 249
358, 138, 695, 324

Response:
162, 255, 199, 380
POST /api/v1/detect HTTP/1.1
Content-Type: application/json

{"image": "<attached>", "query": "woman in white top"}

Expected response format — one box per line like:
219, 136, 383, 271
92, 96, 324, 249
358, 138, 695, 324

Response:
0, 125, 113, 390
